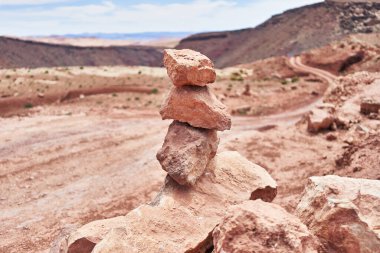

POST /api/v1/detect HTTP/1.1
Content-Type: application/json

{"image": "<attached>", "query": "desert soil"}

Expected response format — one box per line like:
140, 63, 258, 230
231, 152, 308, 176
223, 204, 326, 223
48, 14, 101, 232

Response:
0, 59, 378, 253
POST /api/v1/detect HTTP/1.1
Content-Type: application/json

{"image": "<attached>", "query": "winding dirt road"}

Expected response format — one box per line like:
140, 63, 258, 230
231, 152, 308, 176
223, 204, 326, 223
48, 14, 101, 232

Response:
0, 58, 335, 253
289, 56, 337, 84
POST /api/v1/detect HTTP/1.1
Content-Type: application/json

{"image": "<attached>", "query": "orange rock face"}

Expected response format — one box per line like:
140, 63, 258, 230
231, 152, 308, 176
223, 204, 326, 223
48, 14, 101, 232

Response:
163, 49, 216, 87
160, 85, 231, 131
156, 121, 219, 185
66, 151, 277, 253
296, 175, 380, 253
213, 200, 321, 253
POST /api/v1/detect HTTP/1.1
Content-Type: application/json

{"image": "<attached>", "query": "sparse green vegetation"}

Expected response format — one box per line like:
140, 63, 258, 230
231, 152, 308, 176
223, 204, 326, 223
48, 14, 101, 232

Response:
230, 72, 244, 82
291, 76, 299, 83
150, 88, 159, 94
24, 103, 33, 109
236, 107, 250, 115
281, 79, 288, 85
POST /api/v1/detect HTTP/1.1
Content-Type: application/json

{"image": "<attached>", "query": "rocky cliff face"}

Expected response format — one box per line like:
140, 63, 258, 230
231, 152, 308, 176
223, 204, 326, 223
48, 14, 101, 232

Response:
176, 1, 380, 68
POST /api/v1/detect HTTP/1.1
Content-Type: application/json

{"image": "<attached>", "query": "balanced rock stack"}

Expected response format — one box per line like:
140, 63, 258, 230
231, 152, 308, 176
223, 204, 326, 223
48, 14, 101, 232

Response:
157, 49, 231, 185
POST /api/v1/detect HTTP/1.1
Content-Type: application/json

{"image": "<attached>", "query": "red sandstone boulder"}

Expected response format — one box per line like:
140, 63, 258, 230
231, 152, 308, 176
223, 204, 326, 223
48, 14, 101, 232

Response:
156, 121, 219, 185
163, 49, 216, 87
213, 200, 321, 253
296, 175, 380, 252
66, 216, 128, 253
65, 151, 277, 253
91, 228, 129, 253
306, 109, 334, 133
160, 86, 231, 131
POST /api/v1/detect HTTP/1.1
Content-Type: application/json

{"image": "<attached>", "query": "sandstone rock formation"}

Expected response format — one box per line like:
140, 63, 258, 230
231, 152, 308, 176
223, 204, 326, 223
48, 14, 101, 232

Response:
65, 151, 277, 253
296, 175, 380, 252
163, 49, 216, 87
160, 85, 231, 131
360, 98, 380, 115
213, 200, 321, 253
66, 216, 128, 253
156, 121, 219, 185
91, 228, 129, 253
306, 109, 335, 133
61, 50, 278, 253
158, 49, 230, 185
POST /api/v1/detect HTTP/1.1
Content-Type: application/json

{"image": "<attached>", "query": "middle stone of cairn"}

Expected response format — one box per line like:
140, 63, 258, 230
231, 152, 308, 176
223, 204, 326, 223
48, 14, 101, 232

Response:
157, 49, 232, 185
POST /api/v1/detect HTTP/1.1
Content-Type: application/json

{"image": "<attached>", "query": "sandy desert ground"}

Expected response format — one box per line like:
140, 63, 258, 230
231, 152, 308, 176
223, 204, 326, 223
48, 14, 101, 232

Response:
1, 57, 379, 252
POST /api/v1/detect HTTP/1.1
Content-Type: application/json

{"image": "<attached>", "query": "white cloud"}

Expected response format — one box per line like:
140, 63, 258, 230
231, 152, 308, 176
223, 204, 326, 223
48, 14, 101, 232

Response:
0, 0, 72, 5
0, 0, 323, 36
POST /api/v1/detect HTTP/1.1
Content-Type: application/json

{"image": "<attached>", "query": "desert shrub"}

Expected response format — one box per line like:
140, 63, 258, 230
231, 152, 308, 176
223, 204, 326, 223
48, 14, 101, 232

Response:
112, 93, 117, 97
45, 70, 49, 74
24, 103, 33, 109
291, 76, 299, 83
5, 75, 11, 79
281, 79, 288, 85
138, 70, 142, 75
230, 72, 244, 81
150, 88, 159, 94
80, 66, 84, 70
135, 97, 140, 101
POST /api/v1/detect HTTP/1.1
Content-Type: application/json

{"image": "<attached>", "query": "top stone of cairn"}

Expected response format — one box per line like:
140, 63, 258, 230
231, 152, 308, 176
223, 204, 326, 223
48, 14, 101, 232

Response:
163, 49, 216, 87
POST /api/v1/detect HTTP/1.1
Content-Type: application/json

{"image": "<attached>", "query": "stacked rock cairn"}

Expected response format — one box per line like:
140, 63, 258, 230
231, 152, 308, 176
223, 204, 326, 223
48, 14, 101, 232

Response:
157, 49, 232, 185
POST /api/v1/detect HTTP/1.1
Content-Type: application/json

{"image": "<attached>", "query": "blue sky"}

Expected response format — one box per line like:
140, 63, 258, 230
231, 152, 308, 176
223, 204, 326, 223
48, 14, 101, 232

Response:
0, 0, 322, 36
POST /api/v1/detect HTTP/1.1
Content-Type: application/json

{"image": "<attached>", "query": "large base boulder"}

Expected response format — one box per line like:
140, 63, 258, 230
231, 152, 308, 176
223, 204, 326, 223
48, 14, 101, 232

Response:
156, 121, 219, 185
213, 200, 321, 253
296, 175, 380, 252
64, 151, 277, 253
163, 49, 216, 87
160, 85, 231, 131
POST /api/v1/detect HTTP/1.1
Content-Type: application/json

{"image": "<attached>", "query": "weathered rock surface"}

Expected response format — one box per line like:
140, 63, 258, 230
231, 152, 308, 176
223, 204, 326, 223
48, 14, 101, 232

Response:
213, 200, 321, 253
296, 175, 380, 252
360, 98, 380, 115
306, 109, 334, 133
160, 85, 231, 131
66, 216, 128, 253
163, 49, 216, 87
91, 228, 129, 253
66, 151, 277, 253
156, 121, 219, 185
